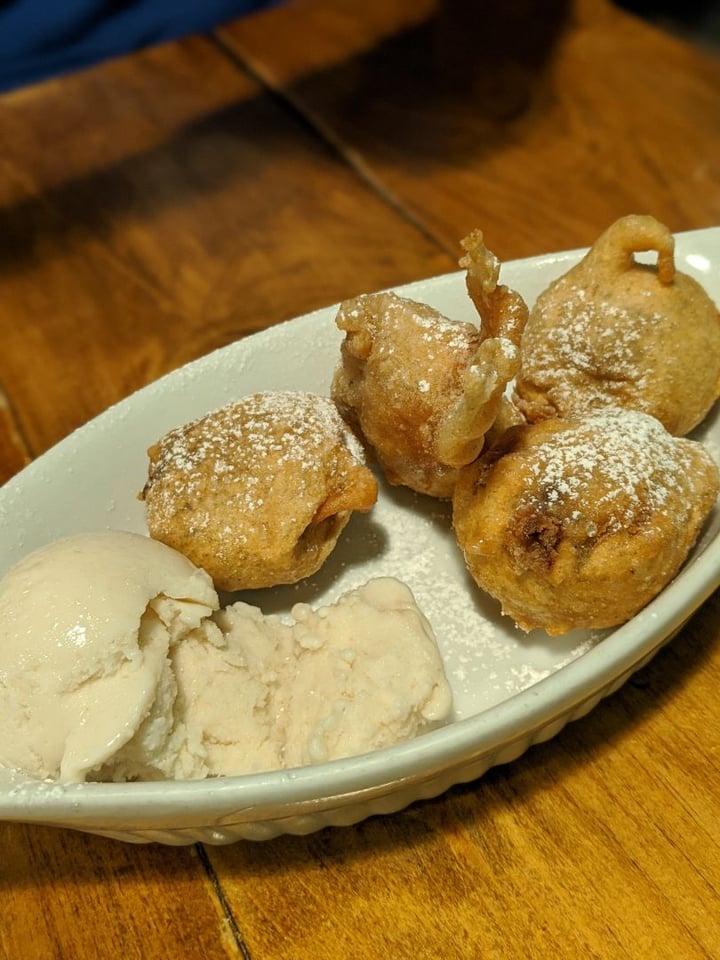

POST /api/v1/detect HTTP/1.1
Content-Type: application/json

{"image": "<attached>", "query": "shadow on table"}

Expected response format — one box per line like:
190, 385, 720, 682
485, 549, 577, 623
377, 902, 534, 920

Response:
259, 0, 573, 167
0, 0, 573, 279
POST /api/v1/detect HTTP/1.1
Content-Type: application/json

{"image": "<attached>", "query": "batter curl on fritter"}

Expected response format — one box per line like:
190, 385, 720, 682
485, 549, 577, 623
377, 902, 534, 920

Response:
514, 214, 720, 436
331, 230, 528, 499
141, 392, 378, 591
452, 407, 719, 636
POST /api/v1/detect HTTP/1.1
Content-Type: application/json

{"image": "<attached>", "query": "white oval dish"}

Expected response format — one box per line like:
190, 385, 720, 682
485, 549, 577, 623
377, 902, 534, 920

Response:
1, 227, 718, 844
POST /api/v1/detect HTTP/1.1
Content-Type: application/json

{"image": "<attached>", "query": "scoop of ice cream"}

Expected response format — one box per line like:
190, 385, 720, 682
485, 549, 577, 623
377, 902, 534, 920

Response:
110, 577, 453, 780
0, 531, 218, 781
283, 577, 453, 767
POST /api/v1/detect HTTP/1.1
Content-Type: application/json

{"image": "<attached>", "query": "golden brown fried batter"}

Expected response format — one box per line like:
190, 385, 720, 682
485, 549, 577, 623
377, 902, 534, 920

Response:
141, 392, 378, 591
331, 230, 528, 498
452, 407, 719, 635
515, 214, 720, 436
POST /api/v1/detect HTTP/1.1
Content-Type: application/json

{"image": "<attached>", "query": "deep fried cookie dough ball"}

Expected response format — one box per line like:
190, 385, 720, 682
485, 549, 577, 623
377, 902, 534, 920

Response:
141, 392, 378, 591
452, 408, 719, 635
331, 231, 528, 499
515, 215, 720, 436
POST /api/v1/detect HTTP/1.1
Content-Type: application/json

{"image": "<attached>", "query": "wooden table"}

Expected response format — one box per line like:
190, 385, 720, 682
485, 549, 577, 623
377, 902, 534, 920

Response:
2, 1, 720, 956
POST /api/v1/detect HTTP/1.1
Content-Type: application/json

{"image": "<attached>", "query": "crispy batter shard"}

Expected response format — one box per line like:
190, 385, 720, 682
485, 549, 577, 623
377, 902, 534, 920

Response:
514, 214, 720, 435
140, 392, 377, 591
452, 407, 719, 635
331, 230, 528, 498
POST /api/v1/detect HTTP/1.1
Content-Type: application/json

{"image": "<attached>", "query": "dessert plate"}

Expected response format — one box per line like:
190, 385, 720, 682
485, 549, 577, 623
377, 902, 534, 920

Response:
1, 227, 719, 844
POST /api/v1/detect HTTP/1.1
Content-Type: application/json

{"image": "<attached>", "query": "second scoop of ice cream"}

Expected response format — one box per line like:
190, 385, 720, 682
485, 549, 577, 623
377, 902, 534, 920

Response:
183, 577, 454, 778
113, 576, 453, 780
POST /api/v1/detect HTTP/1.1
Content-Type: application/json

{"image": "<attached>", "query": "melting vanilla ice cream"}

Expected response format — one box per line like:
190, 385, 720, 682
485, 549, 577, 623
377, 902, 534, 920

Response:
0, 531, 219, 782
0, 532, 452, 782
178, 577, 454, 778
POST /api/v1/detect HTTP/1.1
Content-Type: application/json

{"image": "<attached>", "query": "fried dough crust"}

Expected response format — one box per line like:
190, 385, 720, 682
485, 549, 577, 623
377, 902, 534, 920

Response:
452, 408, 719, 635
515, 214, 720, 435
141, 392, 378, 591
331, 230, 528, 498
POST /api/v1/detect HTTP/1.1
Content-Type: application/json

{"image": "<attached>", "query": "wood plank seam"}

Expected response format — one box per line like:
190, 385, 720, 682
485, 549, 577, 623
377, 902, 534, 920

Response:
209, 30, 459, 261
195, 843, 255, 959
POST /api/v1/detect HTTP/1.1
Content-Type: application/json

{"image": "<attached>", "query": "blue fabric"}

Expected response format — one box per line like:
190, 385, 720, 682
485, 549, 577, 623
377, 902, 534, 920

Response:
0, 0, 278, 91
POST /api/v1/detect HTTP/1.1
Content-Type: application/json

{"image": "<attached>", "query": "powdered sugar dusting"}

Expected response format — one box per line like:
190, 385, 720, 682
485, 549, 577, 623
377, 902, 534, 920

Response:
143, 391, 374, 582
522, 288, 651, 408
367, 293, 476, 361
414, 310, 474, 352
158, 391, 363, 472
523, 408, 704, 535
143, 391, 367, 533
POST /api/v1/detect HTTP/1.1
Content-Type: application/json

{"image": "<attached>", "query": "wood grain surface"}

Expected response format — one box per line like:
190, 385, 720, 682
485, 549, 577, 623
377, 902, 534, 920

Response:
220, 0, 720, 257
1, 1, 719, 957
